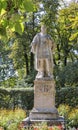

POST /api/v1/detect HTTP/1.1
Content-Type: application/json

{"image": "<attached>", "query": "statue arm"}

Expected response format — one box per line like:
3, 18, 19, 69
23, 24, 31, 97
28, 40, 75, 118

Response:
31, 35, 38, 54
48, 37, 55, 54
47, 35, 54, 49
49, 39, 53, 49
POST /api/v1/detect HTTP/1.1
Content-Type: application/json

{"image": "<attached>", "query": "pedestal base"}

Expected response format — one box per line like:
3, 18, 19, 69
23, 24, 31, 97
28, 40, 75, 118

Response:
30, 79, 58, 121
22, 116, 65, 129
30, 107, 58, 120
22, 78, 66, 129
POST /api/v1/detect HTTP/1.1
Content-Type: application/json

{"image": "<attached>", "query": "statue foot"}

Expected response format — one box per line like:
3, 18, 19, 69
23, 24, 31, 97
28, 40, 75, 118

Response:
47, 73, 53, 78
36, 72, 44, 79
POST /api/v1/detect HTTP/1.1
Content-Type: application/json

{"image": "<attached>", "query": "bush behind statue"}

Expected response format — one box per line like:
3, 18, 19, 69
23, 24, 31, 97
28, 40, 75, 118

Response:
0, 87, 78, 110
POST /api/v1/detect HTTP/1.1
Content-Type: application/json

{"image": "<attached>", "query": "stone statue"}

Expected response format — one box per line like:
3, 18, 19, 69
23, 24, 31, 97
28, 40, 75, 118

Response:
31, 25, 54, 79
23, 24, 65, 126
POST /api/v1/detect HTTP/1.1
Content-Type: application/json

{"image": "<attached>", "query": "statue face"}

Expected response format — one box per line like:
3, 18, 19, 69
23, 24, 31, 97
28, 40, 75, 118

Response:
41, 25, 47, 34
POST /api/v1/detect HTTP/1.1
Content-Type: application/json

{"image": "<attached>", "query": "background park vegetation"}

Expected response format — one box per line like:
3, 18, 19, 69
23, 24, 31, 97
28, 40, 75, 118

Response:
0, 0, 78, 129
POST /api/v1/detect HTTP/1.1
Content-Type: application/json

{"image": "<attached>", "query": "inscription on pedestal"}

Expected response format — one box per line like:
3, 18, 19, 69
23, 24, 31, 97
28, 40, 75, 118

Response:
34, 80, 56, 109
35, 85, 54, 93
34, 81, 55, 95
29, 79, 59, 120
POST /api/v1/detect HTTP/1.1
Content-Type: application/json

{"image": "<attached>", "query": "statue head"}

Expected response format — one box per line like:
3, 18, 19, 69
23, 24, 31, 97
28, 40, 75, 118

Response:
41, 24, 47, 34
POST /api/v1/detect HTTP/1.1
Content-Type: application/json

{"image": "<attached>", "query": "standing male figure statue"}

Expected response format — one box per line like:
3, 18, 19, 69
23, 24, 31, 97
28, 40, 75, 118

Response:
31, 24, 54, 79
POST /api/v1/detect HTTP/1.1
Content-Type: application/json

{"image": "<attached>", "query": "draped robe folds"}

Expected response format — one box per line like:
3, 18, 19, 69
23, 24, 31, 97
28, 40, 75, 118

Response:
31, 33, 54, 76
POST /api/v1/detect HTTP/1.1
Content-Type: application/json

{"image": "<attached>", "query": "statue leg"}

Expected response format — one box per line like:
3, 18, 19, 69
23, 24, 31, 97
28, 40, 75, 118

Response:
36, 59, 44, 78
45, 58, 53, 78
43, 59, 48, 76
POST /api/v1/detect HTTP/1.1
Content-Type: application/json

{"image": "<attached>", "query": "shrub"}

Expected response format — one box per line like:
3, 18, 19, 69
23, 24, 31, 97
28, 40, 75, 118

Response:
0, 109, 26, 130
0, 88, 34, 110
54, 61, 78, 88
58, 104, 70, 118
56, 87, 78, 107
58, 104, 78, 128
68, 108, 78, 128
0, 87, 78, 109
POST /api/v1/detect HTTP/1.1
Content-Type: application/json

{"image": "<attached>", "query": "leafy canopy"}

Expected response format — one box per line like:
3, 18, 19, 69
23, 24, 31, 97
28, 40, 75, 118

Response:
0, 0, 35, 37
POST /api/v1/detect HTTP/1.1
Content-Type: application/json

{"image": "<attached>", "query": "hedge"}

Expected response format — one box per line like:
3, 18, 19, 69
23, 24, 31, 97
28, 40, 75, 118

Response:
0, 88, 34, 110
56, 87, 78, 107
0, 87, 78, 110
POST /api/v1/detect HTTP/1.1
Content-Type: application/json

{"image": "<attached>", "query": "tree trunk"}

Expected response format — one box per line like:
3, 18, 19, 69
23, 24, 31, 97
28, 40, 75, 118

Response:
30, 52, 34, 71
24, 53, 29, 75
64, 56, 67, 66
57, 44, 61, 65
30, 12, 35, 71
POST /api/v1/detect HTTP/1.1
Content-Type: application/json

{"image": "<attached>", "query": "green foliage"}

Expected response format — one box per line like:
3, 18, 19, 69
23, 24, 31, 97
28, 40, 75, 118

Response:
53, 1, 78, 66
62, 62, 78, 86
68, 108, 78, 128
58, 104, 70, 118
24, 70, 37, 85
67, 2, 78, 41
0, 88, 34, 110
1, 1, 77, 88
15, 78, 33, 88
0, 87, 78, 110
8, 11, 40, 77
58, 104, 78, 128
0, 0, 35, 37
15, 72, 36, 88
9, 35, 27, 69
0, 108, 26, 130
56, 87, 78, 107
54, 61, 78, 88
0, 77, 17, 88
0, 40, 16, 82
41, 0, 59, 36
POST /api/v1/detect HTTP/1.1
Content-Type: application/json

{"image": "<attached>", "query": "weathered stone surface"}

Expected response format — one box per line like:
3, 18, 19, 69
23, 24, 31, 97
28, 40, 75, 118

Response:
34, 79, 55, 107
29, 79, 58, 121
22, 25, 65, 129
31, 25, 54, 79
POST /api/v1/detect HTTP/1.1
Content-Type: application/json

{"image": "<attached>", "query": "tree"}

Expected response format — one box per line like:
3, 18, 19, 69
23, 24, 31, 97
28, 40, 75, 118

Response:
9, 11, 40, 77
0, 40, 17, 88
0, 0, 38, 85
0, 0, 78, 88
54, 1, 78, 67
41, 0, 59, 35
68, 1, 78, 41
53, 1, 78, 87
0, 0, 35, 39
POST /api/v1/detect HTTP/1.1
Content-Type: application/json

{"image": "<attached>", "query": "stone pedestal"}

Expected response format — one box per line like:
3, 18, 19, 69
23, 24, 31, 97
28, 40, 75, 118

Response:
22, 78, 65, 129
29, 78, 59, 121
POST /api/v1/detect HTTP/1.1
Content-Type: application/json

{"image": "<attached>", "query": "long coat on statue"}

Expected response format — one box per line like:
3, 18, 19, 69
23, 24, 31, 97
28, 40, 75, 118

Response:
31, 33, 54, 74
